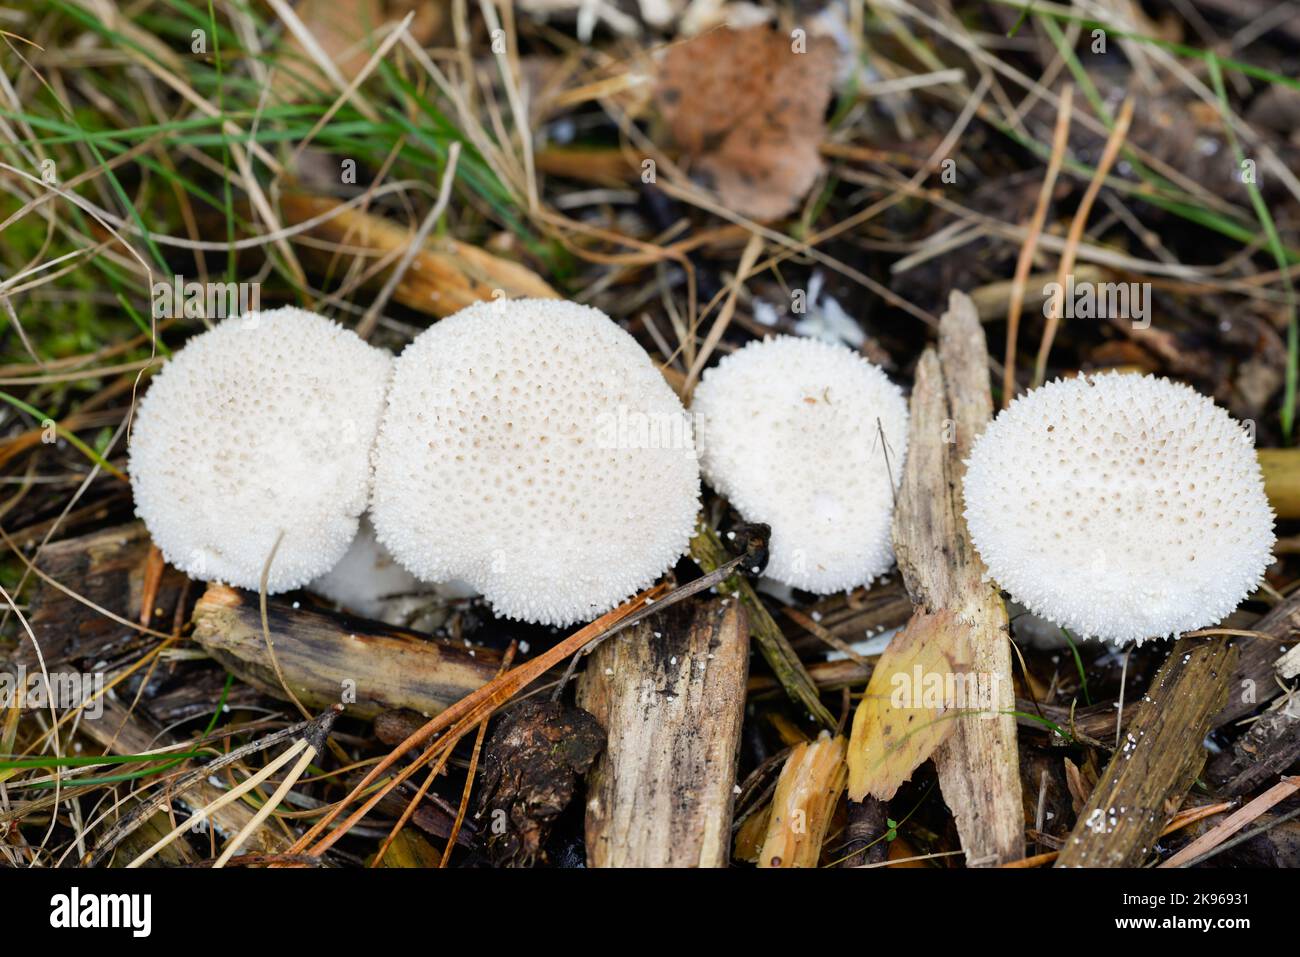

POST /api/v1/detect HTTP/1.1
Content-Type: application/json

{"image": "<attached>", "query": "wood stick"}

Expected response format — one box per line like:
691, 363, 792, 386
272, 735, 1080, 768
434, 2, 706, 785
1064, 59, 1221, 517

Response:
191, 584, 502, 720
1056, 635, 1236, 868
893, 291, 1024, 866
278, 194, 558, 318
577, 597, 749, 867
757, 732, 848, 868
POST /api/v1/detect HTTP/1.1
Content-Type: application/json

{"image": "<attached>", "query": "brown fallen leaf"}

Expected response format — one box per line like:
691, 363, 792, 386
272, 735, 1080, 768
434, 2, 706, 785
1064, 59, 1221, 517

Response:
654, 25, 836, 221
279, 194, 559, 316
846, 608, 975, 802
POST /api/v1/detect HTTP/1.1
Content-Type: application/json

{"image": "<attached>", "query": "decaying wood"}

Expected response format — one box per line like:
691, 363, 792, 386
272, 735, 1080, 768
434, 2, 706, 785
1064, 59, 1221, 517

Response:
1209, 697, 1300, 797
1056, 635, 1236, 868
18, 522, 189, 671
191, 584, 501, 720
279, 194, 559, 317
757, 732, 847, 868
577, 597, 749, 868
891, 290, 1023, 866
839, 797, 890, 867
1170, 796, 1300, 867
788, 578, 912, 654
1017, 698, 1132, 744
1160, 776, 1300, 868
1216, 587, 1300, 727
1278, 644, 1300, 681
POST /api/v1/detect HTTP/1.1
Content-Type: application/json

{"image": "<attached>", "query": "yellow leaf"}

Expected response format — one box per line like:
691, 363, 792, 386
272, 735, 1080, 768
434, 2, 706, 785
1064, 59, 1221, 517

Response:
846, 608, 976, 802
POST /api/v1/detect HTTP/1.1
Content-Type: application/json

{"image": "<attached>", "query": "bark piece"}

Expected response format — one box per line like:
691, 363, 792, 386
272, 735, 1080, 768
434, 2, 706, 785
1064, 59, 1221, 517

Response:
1056, 636, 1236, 868
474, 699, 604, 867
891, 291, 1024, 866
191, 584, 501, 720
839, 798, 890, 867
18, 522, 188, 671
757, 732, 848, 868
577, 597, 749, 867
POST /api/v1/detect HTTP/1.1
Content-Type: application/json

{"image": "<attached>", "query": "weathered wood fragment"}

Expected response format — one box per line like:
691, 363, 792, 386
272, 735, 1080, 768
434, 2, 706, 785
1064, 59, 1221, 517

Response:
891, 291, 1023, 866
1216, 588, 1300, 726
17, 522, 188, 671
839, 797, 890, 867
757, 732, 847, 868
191, 584, 501, 720
1056, 635, 1236, 867
577, 597, 749, 867
279, 194, 558, 318
1209, 699, 1300, 797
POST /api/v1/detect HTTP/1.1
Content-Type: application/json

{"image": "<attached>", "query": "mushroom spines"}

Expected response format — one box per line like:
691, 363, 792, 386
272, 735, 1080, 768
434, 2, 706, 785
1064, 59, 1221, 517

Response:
691, 335, 909, 594
369, 298, 701, 627
962, 371, 1275, 645
128, 307, 392, 593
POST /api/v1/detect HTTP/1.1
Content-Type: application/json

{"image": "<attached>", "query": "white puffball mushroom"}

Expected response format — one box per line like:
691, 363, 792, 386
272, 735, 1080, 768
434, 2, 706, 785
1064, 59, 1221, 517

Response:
369, 298, 701, 627
963, 372, 1276, 645
691, 336, 909, 593
309, 518, 423, 620
129, 307, 392, 593
310, 518, 476, 626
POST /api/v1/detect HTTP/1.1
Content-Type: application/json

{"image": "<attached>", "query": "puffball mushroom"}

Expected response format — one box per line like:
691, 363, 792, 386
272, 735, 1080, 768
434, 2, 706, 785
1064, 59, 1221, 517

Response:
369, 298, 701, 627
310, 518, 477, 627
129, 307, 392, 593
309, 518, 423, 621
691, 336, 909, 593
963, 372, 1275, 645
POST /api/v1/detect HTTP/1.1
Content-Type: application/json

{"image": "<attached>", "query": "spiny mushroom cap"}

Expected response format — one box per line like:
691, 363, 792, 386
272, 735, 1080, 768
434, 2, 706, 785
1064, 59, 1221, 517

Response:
129, 307, 392, 593
691, 336, 909, 593
963, 372, 1275, 645
369, 298, 701, 627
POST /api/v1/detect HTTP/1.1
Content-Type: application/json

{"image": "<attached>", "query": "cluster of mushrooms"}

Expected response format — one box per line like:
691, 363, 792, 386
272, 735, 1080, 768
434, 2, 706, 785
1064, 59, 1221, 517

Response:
129, 298, 1276, 645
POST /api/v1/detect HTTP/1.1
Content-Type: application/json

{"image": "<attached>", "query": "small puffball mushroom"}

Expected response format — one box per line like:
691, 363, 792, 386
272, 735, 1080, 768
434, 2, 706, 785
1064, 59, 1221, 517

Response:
129, 307, 392, 593
310, 518, 476, 626
309, 518, 423, 621
691, 336, 909, 593
369, 298, 701, 627
963, 372, 1275, 645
